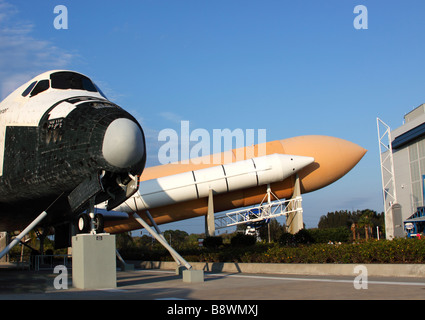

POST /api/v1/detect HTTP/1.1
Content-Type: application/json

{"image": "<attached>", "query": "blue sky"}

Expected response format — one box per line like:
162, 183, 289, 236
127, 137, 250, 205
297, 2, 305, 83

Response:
1, 0, 425, 233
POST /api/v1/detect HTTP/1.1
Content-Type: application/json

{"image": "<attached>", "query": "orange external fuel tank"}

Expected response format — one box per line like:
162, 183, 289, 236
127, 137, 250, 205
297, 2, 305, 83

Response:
104, 135, 366, 233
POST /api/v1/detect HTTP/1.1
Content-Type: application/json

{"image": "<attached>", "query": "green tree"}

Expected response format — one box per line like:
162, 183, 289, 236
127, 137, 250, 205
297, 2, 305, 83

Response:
308, 227, 351, 243
163, 230, 189, 248
258, 219, 285, 242
135, 235, 155, 248
358, 212, 370, 240
318, 209, 385, 240
116, 232, 134, 250
318, 210, 353, 229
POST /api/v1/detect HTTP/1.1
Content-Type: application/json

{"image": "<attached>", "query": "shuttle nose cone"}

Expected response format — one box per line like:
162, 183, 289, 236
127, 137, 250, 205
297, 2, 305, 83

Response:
102, 118, 145, 169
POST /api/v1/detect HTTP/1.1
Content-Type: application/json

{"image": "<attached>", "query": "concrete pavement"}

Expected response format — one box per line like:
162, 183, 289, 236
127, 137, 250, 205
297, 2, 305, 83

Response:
1, 268, 425, 300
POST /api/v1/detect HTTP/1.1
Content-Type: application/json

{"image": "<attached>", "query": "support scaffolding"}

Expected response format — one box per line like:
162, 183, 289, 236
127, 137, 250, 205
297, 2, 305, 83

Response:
214, 182, 303, 234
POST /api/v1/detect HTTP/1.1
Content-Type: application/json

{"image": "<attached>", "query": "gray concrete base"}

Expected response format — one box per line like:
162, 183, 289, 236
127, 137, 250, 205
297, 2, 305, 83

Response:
183, 269, 204, 283
120, 263, 134, 271
176, 265, 186, 275
72, 234, 116, 289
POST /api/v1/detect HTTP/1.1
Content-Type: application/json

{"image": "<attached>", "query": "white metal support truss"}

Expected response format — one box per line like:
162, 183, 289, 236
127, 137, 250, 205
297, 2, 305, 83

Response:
377, 117, 397, 239
214, 186, 303, 230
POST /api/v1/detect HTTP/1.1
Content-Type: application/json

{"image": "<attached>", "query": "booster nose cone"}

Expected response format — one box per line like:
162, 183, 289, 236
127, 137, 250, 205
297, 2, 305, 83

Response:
289, 155, 315, 173
102, 118, 145, 169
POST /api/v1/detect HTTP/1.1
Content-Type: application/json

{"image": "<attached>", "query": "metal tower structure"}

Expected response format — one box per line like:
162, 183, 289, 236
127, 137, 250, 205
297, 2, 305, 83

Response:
377, 117, 398, 239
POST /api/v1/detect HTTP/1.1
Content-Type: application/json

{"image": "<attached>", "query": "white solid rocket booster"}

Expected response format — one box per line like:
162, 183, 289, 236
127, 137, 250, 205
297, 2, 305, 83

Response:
115, 153, 314, 213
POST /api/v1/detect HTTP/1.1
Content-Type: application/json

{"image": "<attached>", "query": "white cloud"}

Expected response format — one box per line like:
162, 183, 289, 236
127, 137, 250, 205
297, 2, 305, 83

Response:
0, 1, 16, 24
0, 1, 75, 99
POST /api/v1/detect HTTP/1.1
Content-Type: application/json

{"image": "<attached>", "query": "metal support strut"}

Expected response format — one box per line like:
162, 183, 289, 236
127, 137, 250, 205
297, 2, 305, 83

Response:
0, 211, 48, 260
133, 211, 192, 271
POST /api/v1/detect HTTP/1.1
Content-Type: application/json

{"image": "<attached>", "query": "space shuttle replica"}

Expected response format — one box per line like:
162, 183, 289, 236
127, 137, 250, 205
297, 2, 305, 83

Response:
0, 70, 366, 253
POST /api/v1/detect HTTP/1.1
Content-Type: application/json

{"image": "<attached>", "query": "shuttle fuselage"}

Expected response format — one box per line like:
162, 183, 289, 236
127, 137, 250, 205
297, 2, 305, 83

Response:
0, 71, 146, 240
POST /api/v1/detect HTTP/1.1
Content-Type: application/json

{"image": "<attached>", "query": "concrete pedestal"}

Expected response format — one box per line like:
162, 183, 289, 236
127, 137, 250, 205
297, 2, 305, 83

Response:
176, 265, 186, 275
119, 262, 135, 271
72, 233, 116, 289
183, 269, 204, 283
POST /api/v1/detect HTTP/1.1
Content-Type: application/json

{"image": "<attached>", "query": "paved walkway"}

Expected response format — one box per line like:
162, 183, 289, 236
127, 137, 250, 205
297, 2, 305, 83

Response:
1, 268, 425, 300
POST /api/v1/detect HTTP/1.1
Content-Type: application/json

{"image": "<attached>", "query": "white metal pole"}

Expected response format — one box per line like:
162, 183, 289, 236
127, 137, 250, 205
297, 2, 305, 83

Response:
116, 250, 126, 266
0, 211, 48, 260
133, 213, 192, 270
145, 210, 182, 266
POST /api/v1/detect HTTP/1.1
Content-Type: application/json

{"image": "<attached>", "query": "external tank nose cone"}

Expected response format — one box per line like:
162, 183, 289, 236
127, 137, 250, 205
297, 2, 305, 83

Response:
102, 118, 145, 169
279, 135, 367, 192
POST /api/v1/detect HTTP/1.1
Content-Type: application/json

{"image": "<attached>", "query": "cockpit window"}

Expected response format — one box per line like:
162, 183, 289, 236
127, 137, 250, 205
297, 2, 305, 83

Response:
30, 80, 50, 97
94, 83, 108, 99
22, 81, 37, 97
50, 72, 97, 92
22, 72, 105, 99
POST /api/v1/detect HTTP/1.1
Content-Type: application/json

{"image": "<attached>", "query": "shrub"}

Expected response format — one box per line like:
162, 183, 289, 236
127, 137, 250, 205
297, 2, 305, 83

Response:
279, 229, 315, 246
293, 229, 315, 245
309, 227, 351, 243
118, 233, 425, 265
230, 234, 256, 246
203, 236, 223, 248
279, 232, 295, 246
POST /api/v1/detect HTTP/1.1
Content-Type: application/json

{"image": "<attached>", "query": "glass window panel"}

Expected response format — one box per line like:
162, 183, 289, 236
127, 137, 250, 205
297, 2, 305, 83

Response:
22, 81, 37, 97
30, 80, 49, 97
51, 71, 97, 92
